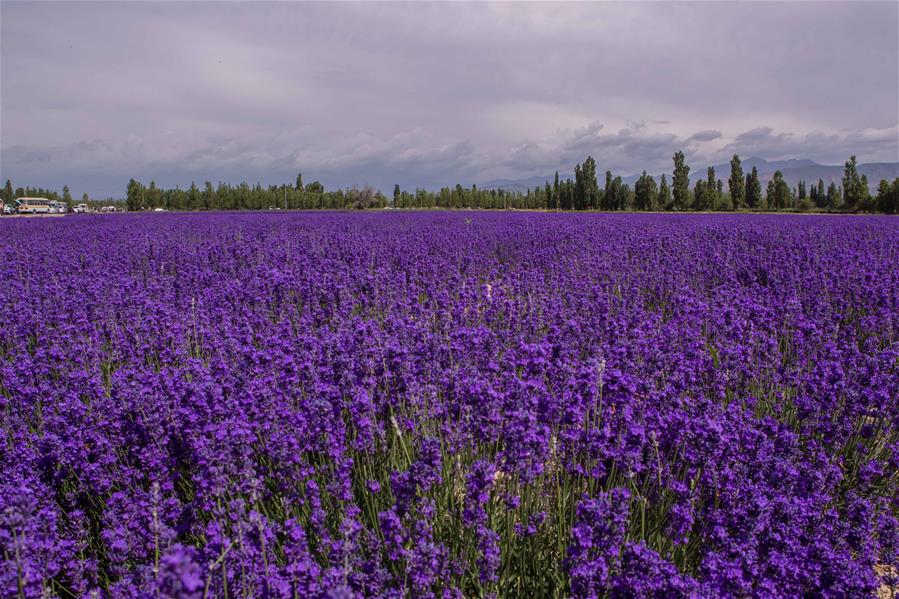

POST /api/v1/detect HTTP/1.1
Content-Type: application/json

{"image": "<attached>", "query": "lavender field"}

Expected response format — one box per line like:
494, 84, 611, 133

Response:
1, 212, 897, 598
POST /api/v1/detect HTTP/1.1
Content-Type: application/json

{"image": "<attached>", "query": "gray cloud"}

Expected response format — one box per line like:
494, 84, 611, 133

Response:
718, 125, 899, 165
3, 146, 52, 165
1, 1, 897, 198
689, 130, 724, 143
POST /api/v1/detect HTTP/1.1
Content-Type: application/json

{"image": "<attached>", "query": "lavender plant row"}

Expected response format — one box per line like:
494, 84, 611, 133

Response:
1, 213, 897, 598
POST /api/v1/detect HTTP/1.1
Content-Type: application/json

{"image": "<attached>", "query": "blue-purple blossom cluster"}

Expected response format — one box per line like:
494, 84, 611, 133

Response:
1, 212, 897, 597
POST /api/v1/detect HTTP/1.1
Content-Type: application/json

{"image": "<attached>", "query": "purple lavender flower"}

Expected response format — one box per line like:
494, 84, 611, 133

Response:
1, 212, 896, 596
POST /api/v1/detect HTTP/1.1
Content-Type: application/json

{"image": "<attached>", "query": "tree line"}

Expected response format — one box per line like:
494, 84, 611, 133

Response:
0, 180, 104, 210
121, 153, 899, 213
3, 154, 898, 214
534, 153, 896, 213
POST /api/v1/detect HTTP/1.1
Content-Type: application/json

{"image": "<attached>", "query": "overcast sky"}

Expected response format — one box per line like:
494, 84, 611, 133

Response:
2, 1, 897, 198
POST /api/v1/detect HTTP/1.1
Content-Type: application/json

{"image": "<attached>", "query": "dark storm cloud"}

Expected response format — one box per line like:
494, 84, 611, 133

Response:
1, 1, 896, 198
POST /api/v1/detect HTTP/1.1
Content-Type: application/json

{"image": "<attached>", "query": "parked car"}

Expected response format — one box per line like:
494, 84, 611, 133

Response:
73, 203, 90, 214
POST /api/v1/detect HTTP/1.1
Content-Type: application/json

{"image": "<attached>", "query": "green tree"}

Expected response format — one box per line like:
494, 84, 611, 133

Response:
188, 182, 200, 210
634, 171, 658, 211
393, 184, 401, 208
605, 173, 623, 211
704, 167, 719, 210
171, 186, 187, 211
826, 182, 840, 210
766, 170, 790, 210
842, 155, 864, 210
797, 180, 806, 200
203, 182, 215, 210
553, 172, 560, 209
581, 156, 598, 209
573, 162, 584, 210
693, 179, 708, 211
454, 183, 465, 209
874, 178, 898, 213
2, 179, 12, 205
875, 179, 890, 213
658, 174, 671, 210
62, 184, 73, 209
745, 167, 762, 209
563, 177, 574, 211
859, 175, 872, 211
601, 171, 613, 210
672, 151, 690, 211
728, 154, 744, 209
715, 179, 726, 210
305, 181, 324, 195
126, 178, 142, 211
147, 180, 161, 209
619, 183, 633, 210
296, 173, 304, 191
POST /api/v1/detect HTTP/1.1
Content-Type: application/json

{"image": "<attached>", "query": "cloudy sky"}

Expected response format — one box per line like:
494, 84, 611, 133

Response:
1, 1, 897, 198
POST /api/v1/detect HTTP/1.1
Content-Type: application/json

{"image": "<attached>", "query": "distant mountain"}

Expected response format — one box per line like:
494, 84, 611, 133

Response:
481, 158, 897, 194
736, 157, 818, 175
479, 174, 573, 194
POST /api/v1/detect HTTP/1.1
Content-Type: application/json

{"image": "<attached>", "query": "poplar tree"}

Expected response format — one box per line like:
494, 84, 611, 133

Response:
706, 167, 719, 209
126, 178, 142, 211
875, 178, 898, 213
606, 174, 623, 210
693, 179, 707, 211
766, 170, 790, 210
573, 162, 584, 210
843, 156, 869, 210
601, 171, 613, 210
634, 171, 658, 210
553, 171, 560, 209
203, 182, 215, 210
745, 167, 762, 209
658, 174, 671, 209
859, 175, 871, 210
672, 151, 690, 211
842, 156, 864, 210
581, 156, 598, 210
147, 180, 161, 209
728, 154, 744, 209
826, 182, 839, 209
619, 182, 632, 210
